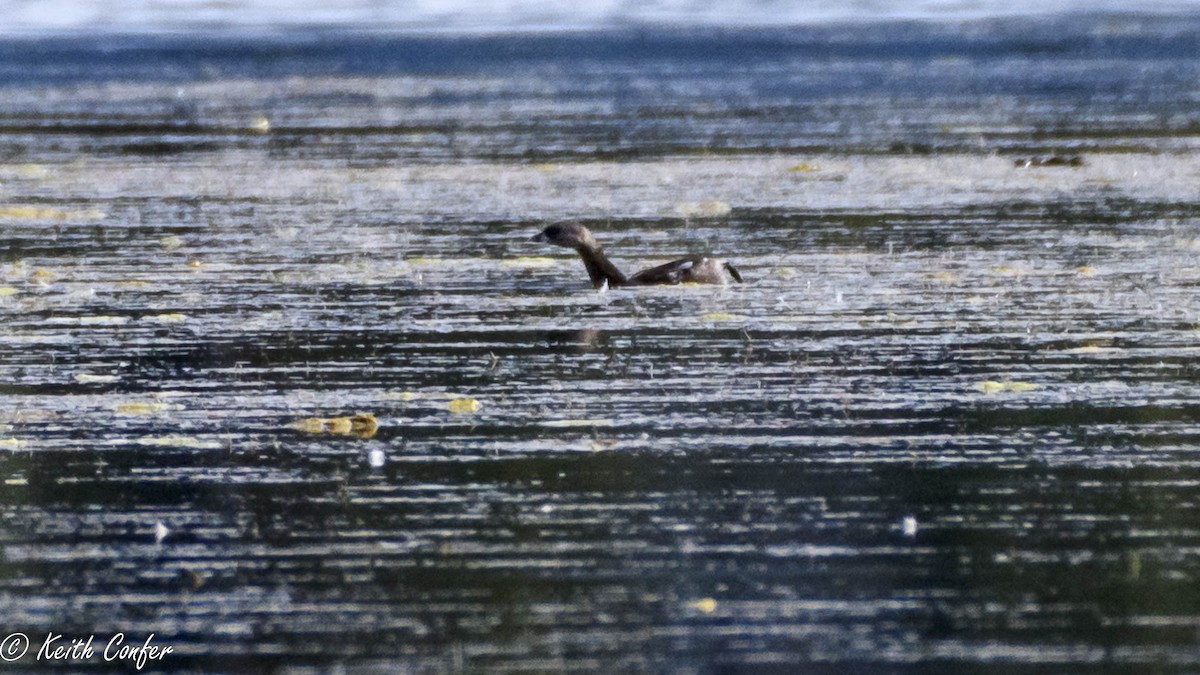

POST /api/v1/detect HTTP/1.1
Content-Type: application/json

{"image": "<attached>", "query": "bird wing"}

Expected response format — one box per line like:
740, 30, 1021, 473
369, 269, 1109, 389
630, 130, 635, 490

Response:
626, 257, 700, 285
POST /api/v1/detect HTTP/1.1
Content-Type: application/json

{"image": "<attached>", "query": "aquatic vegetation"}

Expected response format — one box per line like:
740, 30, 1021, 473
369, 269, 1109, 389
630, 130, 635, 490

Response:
447, 398, 481, 414
0, 205, 103, 220
115, 401, 181, 415
133, 435, 224, 450
500, 256, 558, 268
1061, 344, 1123, 354
78, 315, 131, 326
9, 164, 49, 179
977, 380, 1039, 394
407, 256, 490, 267
293, 413, 379, 439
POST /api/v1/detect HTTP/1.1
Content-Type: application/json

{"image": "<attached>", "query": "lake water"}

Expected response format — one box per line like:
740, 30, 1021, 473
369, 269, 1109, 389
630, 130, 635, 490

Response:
2, 12, 1200, 673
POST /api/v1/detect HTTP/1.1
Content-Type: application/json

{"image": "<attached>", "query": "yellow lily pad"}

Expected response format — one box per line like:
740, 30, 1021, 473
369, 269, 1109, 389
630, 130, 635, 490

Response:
292, 413, 378, 439
79, 315, 131, 326
293, 417, 328, 434
500, 256, 558, 268
448, 398, 481, 414
115, 401, 179, 415
0, 206, 70, 220
14, 164, 49, 178
406, 256, 443, 266
148, 313, 188, 323
347, 413, 380, 439
978, 381, 1006, 394
134, 435, 224, 450
0, 205, 102, 220
977, 380, 1038, 394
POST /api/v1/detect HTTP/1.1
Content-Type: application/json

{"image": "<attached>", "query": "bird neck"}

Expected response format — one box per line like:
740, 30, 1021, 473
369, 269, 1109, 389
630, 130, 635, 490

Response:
577, 245, 628, 289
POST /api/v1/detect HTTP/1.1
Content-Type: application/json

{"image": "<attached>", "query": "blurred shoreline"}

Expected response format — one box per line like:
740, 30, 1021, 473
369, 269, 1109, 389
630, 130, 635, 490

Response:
0, 1, 1199, 36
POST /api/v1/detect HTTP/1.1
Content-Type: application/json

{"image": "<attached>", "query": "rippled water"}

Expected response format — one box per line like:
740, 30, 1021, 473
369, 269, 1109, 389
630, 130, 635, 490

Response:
2, 15, 1200, 672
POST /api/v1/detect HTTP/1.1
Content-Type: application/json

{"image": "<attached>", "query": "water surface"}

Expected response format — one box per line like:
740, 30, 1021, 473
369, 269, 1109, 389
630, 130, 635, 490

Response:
2, 15, 1200, 672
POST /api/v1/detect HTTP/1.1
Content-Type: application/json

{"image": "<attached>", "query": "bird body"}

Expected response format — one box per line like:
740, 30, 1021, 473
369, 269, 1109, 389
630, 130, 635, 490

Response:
531, 223, 742, 289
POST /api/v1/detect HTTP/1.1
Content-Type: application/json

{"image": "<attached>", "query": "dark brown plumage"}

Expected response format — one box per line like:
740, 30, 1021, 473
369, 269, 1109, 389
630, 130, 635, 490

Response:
531, 223, 743, 289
